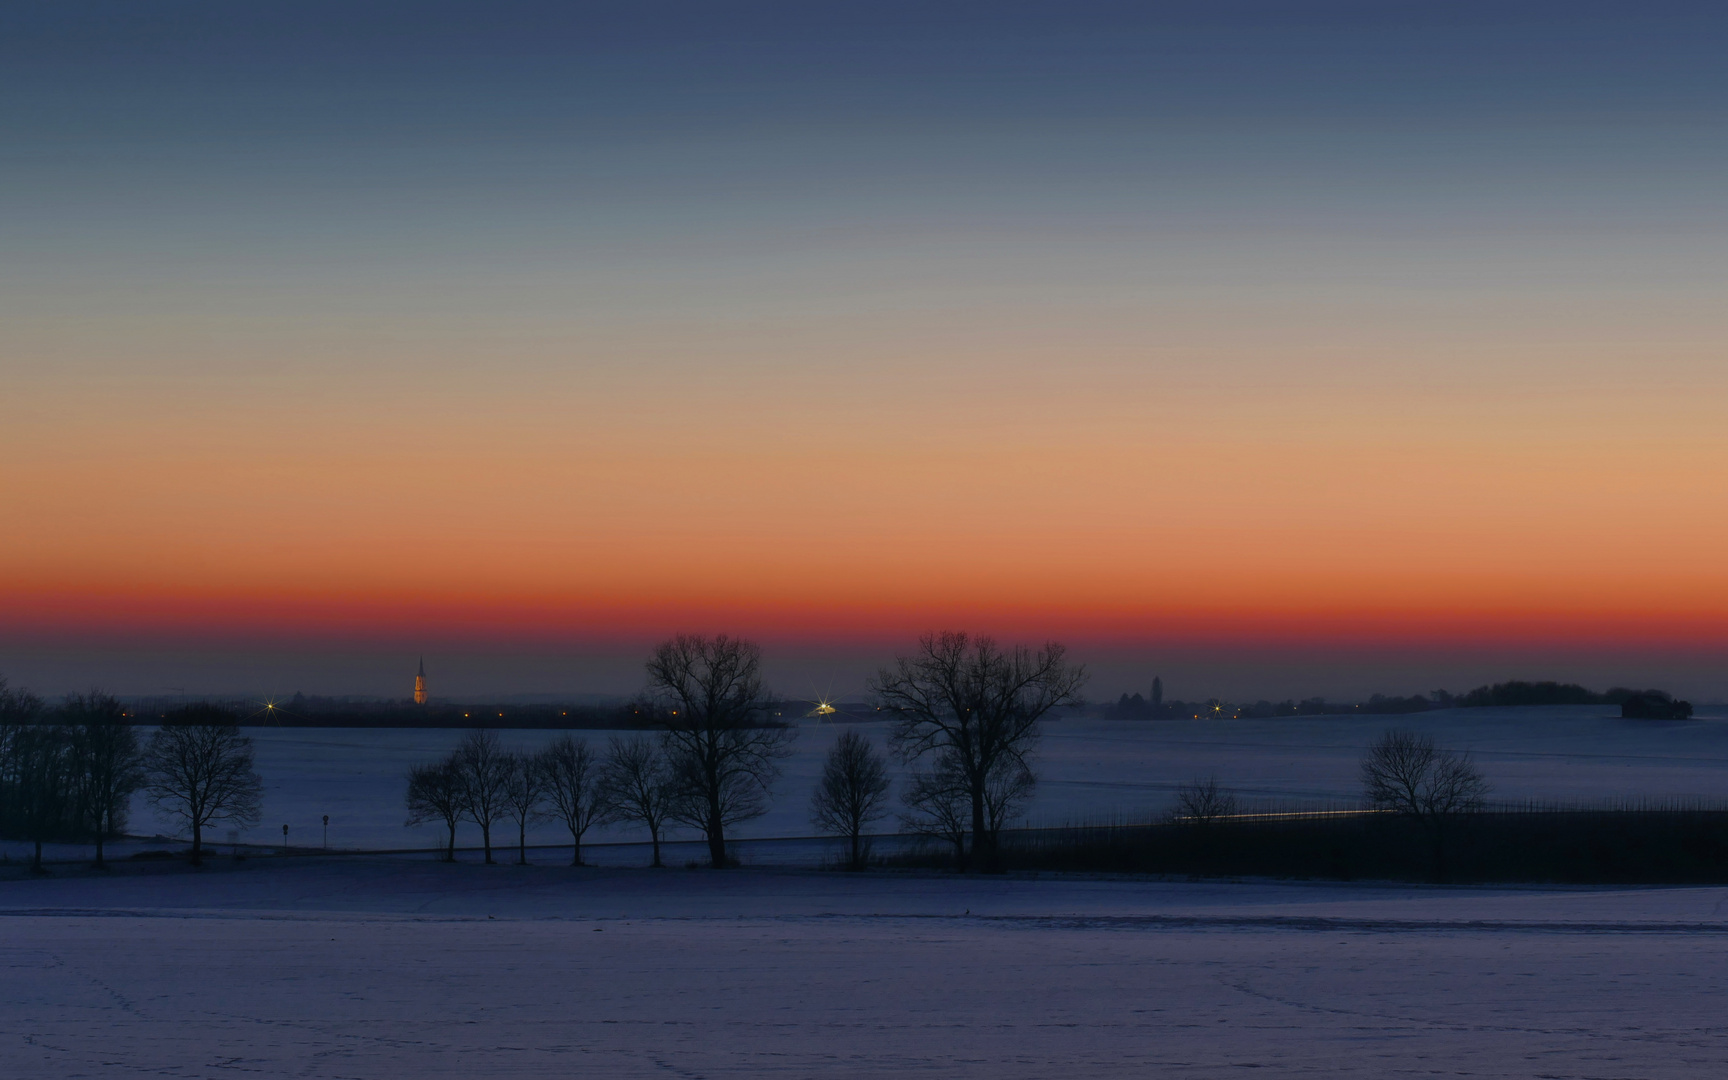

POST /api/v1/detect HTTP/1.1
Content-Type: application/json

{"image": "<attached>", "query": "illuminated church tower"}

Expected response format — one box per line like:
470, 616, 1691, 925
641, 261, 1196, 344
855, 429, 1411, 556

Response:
414, 657, 428, 705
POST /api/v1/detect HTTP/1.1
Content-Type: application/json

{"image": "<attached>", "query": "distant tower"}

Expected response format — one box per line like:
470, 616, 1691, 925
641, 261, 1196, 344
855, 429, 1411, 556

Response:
414, 657, 428, 705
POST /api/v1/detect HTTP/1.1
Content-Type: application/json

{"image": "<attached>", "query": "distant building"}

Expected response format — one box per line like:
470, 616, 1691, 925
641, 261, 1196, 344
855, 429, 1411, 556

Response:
414, 658, 428, 705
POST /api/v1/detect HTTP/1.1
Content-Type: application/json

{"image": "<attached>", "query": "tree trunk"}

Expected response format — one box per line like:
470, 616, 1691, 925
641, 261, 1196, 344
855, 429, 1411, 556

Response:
192, 818, 203, 865
94, 832, 105, 869
650, 827, 662, 868
571, 827, 582, 867
971, 787, 989, 872
849, 829, 862, 871
481, 822, 493, 864
517, 820, 528, 865
445, 822, 456, 862
707, 792, 727, 867
32, 839, 43, 873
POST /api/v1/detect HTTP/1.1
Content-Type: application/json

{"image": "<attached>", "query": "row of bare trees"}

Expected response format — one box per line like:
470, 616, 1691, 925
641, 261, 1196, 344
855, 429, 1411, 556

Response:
0, 679, 264, 869
400, 632, 1085, 870
405, 730, 677, 866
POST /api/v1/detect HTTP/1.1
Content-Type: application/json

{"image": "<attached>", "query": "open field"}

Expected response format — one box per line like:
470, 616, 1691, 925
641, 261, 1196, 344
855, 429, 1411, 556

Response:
4, 859, 1728, 1078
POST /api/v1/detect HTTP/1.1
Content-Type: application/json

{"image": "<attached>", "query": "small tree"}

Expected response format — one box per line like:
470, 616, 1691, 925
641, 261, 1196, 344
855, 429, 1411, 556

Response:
0, 677, 46, 854
1169, 775, 1237, 827
405, 759, 464, 861
810, 730, 891, 870
900, 757, 971, 869
1361, 729, 1488, 881
142, 705, 263, 864
500, 751, 546, 865
599, 734, 676, 867
64, 691, 144, 868
648, 634, 795, 867
538, 735, 605, 866
454, 729, 511, 864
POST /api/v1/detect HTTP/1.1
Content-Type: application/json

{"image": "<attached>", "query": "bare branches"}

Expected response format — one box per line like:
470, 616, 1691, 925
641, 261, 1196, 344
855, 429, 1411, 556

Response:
64, 690, 144, 867
647, 634, 795, 867
500, 752, 546, 866
537, 735, 605, 866
453, 729, 511, 864
1362, 730, 1488, 821
810, 731, 891, 870
872, 631, 1083, 867
143, 706, 262, 864
1361, 729, 1488, 882
1170, 776, 1238, 827
405, 760, 464, 861
599, 735, 676, 867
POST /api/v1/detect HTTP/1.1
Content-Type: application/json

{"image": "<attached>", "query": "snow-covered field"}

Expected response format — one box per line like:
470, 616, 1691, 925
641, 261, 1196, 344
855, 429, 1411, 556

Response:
4, 859, 1728, 1078
8, 704, 1727, 861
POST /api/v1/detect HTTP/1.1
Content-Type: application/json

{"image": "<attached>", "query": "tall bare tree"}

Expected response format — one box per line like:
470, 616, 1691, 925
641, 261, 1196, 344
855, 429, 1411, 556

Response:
453, 729, 511, 864
1361, 729, 1488, 881
405, 759, 464, 861
599, 734, 676, 867
64, 691, 144, 868
538, 735, 604, 866
142, 705, 263, 864
810, 730, 891, 870
500, 751, 546, 865
647, 634, 795, 867
872, 632, 1084, 868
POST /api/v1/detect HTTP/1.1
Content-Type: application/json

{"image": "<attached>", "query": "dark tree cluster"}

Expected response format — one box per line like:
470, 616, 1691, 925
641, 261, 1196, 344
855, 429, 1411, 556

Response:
0, 678, 262, 870
406, 729, 677, 866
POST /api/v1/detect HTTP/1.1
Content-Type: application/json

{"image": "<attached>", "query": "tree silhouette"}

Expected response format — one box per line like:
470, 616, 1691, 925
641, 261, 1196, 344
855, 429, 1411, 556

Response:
873, 632, 1083, 869
810, 730, 891, 870
647, 635, 794, 867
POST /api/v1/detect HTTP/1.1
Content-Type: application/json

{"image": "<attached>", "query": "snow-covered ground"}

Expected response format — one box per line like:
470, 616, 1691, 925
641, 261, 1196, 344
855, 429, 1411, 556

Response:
4, 859, 1728, 1078
8, 705, 1727, 861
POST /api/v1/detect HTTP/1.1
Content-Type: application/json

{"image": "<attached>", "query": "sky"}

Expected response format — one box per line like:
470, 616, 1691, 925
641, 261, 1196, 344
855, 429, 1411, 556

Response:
3, 1, 1726, 701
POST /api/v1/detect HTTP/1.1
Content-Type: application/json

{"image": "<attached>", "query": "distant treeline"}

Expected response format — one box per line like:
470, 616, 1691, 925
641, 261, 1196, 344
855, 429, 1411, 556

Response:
121, 694, 665, 729
1105, 680, 1694, 721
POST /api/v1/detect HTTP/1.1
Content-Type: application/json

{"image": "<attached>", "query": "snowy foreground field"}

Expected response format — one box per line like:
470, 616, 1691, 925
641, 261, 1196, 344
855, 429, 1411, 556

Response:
12, 704, 1723, 860
5, 859, 1728, 1078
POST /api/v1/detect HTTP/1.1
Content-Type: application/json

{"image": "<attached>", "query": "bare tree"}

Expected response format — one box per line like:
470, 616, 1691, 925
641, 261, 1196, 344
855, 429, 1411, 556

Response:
872, 631, 1084, 868
1169, 775, 1238, 827
14, 723, 74, 873
538, 735, 604, 866
647, 634, 795, 867
500, 752, 546, 865
142, 705, 263, 864
900, 757, 971, 868
810, 730, 891, 870
981, 755, 1036, 846
1361, 729, 1488, 881
404, 759, 464, 861
599, 734, 676, 867
453, 729, 511, 864
898, 752, 1032, 870
64, 691, 144, 868
0, 676, 45, 850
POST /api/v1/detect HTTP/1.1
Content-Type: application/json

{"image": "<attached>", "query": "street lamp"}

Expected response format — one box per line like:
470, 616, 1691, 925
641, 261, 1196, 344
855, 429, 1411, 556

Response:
322, 815, 329, 850
281, 823, 289, 854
